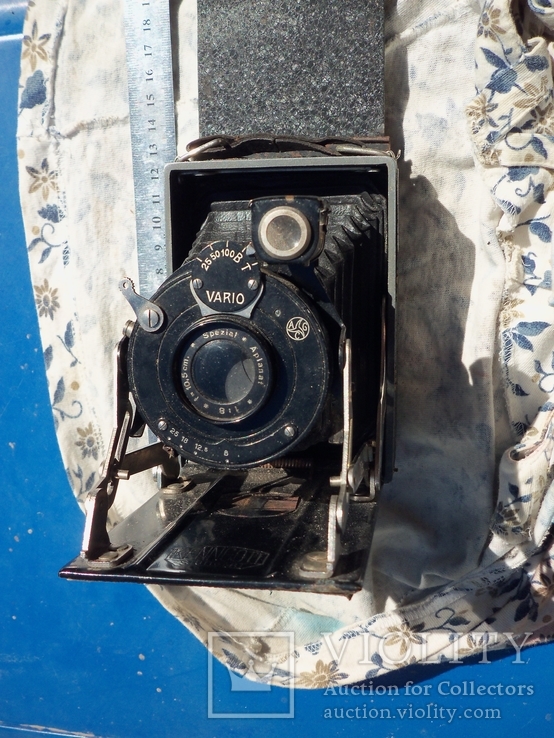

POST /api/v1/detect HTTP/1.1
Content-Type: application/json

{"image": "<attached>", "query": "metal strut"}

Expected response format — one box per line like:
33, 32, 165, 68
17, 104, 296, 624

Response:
81, 334, 178, 567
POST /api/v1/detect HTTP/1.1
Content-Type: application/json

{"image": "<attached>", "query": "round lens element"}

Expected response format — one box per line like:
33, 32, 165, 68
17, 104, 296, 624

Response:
258, 206, 311, 260
180, 324, 272, 422
192, 340, 255, 405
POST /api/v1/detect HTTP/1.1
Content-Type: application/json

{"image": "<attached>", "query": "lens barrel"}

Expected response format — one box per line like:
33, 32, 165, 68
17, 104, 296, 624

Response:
179, 323, 272, 422
127, 265, 330, 468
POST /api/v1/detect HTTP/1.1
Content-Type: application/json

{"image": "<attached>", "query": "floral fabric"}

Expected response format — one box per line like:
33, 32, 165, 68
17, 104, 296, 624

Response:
16, 0, 554, 687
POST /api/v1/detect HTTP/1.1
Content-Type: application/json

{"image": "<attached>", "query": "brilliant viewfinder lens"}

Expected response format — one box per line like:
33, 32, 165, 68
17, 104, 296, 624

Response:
258, 206, 311, 260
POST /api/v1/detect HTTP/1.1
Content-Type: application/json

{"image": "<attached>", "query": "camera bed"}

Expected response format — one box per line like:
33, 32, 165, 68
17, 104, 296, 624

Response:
61, 465, 377, 595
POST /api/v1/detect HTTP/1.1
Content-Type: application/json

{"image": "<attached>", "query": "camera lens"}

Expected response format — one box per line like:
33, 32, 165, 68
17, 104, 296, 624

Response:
191, 340, 255, 404
130, 267, 331, 467
258, 206, 311, 260
179, 324, 272, 423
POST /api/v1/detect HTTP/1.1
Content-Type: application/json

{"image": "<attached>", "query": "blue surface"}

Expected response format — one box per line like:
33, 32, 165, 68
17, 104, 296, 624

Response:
0, 0, 24, 36
2, 6, 554, 738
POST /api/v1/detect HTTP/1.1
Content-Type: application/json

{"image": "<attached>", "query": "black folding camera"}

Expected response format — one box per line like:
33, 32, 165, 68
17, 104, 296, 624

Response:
61, 138, 396, 595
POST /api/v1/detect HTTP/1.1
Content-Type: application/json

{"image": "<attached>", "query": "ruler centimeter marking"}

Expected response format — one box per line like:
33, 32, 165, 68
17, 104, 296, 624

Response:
124, 0, 176, 299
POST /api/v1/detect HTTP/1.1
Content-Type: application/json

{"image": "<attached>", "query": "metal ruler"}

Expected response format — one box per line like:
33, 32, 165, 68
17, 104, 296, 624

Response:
123, 0, 176, 299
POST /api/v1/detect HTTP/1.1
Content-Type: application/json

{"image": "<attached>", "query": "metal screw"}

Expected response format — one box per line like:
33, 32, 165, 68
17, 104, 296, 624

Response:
161, 482, 187, 496
283, 424, 297, 438
299, 551, 327, 572
192, 278, 203, 290
142, 307, 160, 329
294, 550, 332, 579
247, 278, 259, 291
157, 419, 168, 431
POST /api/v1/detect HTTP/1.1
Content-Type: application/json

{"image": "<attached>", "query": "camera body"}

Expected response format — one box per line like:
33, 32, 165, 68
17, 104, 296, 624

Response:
130, 155, 394, 475
61, 145, 396, 594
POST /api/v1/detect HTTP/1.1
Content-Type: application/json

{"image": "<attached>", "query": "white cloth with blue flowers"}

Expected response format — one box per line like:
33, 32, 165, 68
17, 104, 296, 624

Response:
17, 0, 554, 686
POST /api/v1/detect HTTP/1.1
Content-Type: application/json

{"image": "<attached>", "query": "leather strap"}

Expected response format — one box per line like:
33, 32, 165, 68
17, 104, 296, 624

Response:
180, 133, 391, 161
